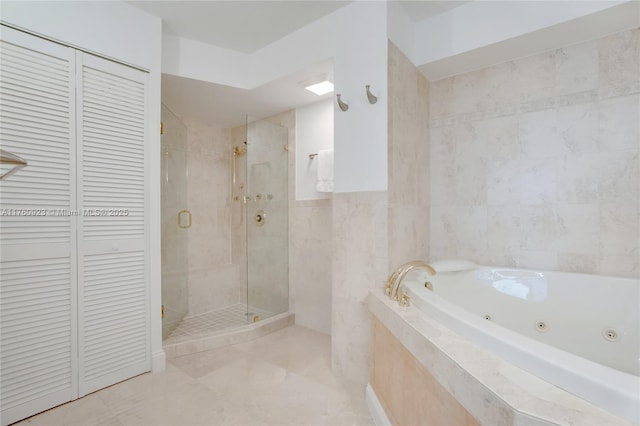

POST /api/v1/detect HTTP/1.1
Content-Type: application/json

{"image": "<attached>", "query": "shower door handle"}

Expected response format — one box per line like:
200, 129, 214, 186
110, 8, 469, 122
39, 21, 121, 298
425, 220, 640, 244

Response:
178, 210, 191, 229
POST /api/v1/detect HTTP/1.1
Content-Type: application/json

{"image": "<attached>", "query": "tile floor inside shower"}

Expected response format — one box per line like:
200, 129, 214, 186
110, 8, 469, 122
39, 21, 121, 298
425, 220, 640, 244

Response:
166, 303, 275, 341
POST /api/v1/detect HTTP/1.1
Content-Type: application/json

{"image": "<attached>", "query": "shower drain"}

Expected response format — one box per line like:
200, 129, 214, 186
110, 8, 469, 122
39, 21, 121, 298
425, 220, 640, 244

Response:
602, 328, 620, 342
534, 321, 548, 333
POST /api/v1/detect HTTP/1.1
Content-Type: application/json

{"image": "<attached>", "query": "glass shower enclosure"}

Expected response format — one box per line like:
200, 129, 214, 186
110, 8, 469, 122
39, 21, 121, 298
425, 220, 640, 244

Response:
160, 105, 189, 339
161, 111, 289, 340
245, 119, 289, 321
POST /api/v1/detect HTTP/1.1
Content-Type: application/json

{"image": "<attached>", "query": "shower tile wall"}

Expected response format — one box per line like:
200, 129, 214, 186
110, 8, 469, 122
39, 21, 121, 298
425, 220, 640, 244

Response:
184, 119, 241, 315
429, 28, 639, 277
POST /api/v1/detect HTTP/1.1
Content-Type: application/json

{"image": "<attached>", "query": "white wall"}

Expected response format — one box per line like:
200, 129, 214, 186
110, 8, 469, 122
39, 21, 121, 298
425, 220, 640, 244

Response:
1, 0, 165, 372
162, 33, 249, 89
295, 99, 334, 201
387, 0, 414, 61
333, 1, 388, 193
1, 1, 159, 71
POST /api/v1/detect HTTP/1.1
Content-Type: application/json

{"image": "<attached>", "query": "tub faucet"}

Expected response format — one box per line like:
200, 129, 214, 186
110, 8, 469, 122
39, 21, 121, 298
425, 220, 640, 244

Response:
385, 260, 436, 304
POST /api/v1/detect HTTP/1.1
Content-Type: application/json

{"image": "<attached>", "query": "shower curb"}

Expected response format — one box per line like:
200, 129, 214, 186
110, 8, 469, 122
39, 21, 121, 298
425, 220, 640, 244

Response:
162, 312, 295, 358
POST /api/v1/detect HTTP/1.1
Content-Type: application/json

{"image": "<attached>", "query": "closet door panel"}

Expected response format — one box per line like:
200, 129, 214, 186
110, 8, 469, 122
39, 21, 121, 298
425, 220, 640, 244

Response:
77, 52, 150, 396
0, 27, 77, 426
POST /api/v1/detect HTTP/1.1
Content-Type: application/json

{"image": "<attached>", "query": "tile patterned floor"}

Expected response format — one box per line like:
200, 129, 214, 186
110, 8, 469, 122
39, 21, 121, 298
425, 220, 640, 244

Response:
167, 304, 274, 340
16, 326, 374, 426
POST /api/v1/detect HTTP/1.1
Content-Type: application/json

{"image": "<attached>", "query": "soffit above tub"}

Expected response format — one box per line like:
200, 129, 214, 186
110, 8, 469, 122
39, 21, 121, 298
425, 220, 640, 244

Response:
418, 1, 640, 81
127, 0, 351, 53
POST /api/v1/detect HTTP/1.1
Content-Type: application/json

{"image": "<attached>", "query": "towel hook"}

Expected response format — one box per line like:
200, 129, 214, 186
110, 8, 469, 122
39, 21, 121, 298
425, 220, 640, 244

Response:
336, 94, 349, 112
365, 85, 377, 104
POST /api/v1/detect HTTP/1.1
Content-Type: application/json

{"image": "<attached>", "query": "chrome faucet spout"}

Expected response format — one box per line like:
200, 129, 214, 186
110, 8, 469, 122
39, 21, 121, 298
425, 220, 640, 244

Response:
385, 260, 436, 302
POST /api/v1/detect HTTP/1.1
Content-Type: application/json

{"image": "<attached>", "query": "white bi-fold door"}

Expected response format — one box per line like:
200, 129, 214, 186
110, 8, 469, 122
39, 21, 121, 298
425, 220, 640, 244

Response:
0, 26, 150, 425
0, 27, 78, 426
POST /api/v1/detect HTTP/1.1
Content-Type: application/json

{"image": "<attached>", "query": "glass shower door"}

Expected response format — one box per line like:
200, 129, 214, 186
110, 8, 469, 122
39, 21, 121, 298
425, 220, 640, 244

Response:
245, 119, 289, 321
161, 104, 189, 339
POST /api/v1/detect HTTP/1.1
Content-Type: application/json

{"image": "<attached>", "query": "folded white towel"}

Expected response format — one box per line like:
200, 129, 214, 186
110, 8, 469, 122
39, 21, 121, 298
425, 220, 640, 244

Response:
316, 148, 334, 193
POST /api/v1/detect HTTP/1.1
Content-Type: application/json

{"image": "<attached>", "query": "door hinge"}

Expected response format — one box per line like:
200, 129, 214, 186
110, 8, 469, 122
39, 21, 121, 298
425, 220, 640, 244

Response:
161, 304, 165, 319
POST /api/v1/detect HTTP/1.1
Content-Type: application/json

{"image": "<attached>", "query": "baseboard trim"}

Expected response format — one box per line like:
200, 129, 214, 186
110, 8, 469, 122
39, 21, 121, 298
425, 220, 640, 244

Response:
151, 349, 166, 372
366, 383, 391, 426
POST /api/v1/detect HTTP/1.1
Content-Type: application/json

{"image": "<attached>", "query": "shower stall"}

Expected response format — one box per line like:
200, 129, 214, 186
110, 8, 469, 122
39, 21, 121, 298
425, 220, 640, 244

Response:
160, 105, 289, 342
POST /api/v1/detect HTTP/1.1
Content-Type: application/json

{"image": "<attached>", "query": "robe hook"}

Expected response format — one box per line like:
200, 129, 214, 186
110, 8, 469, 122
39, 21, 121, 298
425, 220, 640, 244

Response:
365, 85, 377, 104
336, 94, 349, 112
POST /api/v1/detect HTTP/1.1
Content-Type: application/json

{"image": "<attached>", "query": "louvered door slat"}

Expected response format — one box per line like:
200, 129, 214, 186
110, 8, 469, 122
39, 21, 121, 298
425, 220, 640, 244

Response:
3, 99, 69, 121
79, 251, 148, 392
1, 41, 69, 69
0, 257, 74, 420
77, 52, 149, 397
0, 59, 69, 83
0, 85, 69, 109
0, 26, 77, 426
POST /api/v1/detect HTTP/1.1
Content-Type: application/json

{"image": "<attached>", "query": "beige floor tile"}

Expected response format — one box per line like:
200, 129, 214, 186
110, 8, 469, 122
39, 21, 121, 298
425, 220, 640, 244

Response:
13, 325, 374, 426
198, 355, 290, 400
16, 394, 121, 426
171, 345, 247, 379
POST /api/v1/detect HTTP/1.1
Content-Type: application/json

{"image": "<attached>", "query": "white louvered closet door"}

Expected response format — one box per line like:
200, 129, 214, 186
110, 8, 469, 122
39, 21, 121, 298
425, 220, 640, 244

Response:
0, 27, 77, 425
76, 52, 150, 396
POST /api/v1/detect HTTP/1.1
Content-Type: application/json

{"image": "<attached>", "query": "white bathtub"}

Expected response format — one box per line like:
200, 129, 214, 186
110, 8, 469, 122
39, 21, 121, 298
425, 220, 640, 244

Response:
401, 265, 640, 423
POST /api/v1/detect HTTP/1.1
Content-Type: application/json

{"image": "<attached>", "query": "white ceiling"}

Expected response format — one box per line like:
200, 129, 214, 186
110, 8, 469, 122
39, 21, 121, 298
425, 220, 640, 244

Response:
129, 1, 470, 53
128, 0, 351, 53
128, 1, 471, 126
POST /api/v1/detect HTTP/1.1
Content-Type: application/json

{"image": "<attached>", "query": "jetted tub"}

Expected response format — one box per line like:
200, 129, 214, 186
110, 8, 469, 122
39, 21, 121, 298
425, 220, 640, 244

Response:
401, 263, 640, 423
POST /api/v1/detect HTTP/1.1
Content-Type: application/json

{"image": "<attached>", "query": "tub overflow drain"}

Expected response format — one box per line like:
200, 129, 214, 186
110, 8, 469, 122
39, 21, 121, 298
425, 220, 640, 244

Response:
482, 314, 491, 321
602, 328, 619, 342
534, 321, 548, 332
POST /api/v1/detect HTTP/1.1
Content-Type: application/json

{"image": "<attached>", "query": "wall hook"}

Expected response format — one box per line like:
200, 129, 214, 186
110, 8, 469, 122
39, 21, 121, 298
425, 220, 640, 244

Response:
365, 85, 377, 104
336, 94, 349, 112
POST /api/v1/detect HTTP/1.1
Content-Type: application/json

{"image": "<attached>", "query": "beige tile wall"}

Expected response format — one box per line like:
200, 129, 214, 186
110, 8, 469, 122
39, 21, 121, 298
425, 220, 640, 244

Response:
429, 28, 640, 277
387, 41, 431, 269
332, 191, 388, 385
184, 119, 241, 315
290, 199, 332, 334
